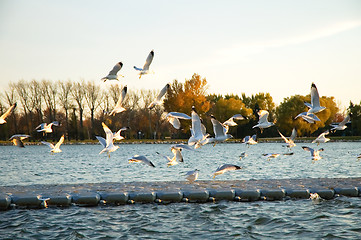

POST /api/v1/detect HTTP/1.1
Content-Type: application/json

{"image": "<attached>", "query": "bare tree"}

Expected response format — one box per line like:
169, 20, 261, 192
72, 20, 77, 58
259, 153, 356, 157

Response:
58, 80, 73, 139
3, 83, 18, 133
84, 80, 102, 139
41, 80, 58, 122
29, 80, 43, 124
13, 80, 33, 133
71, 80, 86, 140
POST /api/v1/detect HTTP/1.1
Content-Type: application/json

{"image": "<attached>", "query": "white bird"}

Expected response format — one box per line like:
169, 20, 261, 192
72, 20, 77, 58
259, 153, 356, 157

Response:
304, 83, 326, 114
128, 155, 155, 167
242, 135, 258, 146
330, 115, 350, 131
113, 126, 129, 141
209, 115, 233, 145
134, 50, 154, 78
41, 135, 64, 153
96, 122, 120, 158
185, 169, 199, 183
170, 143, 194, 151
295, 112, 321, 123
263, 153, 280, 160
0, 103, 16, 124
312, 131, 330, 145
156, 148, 182, 166
109, 85, 127, 116
223, 114, 245, 127
278, 128, 297, 149
188, 106, 210, 148
310, 193, 321, 200
302, 146, 324, 161
239, 151, 248, 160
148, 83, 170, 109
101, 62, 124, 82
213, 164, 242, 178
36, 121, 59, 134
253, 110, 274, 133
9, 134, 31, 148
164, 112, 191, 129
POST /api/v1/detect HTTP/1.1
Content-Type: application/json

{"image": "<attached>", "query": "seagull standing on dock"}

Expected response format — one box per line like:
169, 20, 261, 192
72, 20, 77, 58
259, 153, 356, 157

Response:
213, 164, 242, 178
148, 83, 170, 109
41, 135, 65, 153
185, 169, 199, 183
0, 103, 16, 124
134, 50, 154, 78
128, 155, 155, 167
253, 110, 274, 133
96, 122, 120, 158
109, 85, 127, 116
101, 62, 124, 82
302, 146, 324, 161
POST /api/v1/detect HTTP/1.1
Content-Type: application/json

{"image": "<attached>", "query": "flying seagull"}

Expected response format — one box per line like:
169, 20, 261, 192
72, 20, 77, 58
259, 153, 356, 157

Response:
242, 134, 258, 146
330, 115, 350, 132
101, 62, 124, 82
113, 126, 129, 141
223, 114, 245, 127
302, 146, 324, 161
36, 121, 59, 134
148, 83, 170, 109
96, 122, 120, 158
295, 112, 321, 123
134, 50, 154, 78
41, 135, 65, 153
278, 128, 297, 149
304, 83, 326, 114
164, 112, 191, 129
109, 85, 127, 116
253, 110, 274, 133
188, 106, 210, 148
312, 130, 330, 145
185, 169, 199, 183
128, 155, 155, 167
213, 164, 242, 178
9, 134, 31, 148
263, 153, 281, 160
0, 103, 16, 124
209, 115, 233, 145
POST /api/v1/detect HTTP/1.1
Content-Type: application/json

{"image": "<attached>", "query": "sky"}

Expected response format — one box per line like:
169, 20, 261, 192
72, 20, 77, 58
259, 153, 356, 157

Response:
0, 0, 360, 110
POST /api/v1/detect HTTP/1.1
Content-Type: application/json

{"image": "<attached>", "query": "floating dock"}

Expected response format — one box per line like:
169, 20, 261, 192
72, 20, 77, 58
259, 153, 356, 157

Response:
1, 178, 360, 210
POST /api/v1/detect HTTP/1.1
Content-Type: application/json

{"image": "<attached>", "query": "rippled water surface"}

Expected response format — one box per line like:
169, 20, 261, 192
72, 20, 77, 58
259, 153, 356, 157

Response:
1, 142, 361, 239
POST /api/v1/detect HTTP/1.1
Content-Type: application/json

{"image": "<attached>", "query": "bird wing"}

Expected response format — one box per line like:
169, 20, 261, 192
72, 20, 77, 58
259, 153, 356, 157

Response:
242, 136, 250, 143
142, 50, 154, 71
102, 122, 114, 147
302, 146, 315, 156
191, 109, 203, 138
310, 83, 321, 108
132, 155, 155, 167
171, 143, 194, 151
0, 103, 16, 121
156, 83, 169, 102
211, 116, 226, 137
167, 116, 181, 129
41, 141, 55, 149
108, 62, 123, 75
290, 128, 297, 141
171, 147, 183, 162
339, 115, 351, 126
258, 110, 269, 124
167, 112, 191, 120
110, 86, 127, 115
54, 135, 65, 149
223, 117, 237, 127
278, 130, 289, 144
96, 136, 107, 148
133, 66, 143, 71
232, 114, 245, 120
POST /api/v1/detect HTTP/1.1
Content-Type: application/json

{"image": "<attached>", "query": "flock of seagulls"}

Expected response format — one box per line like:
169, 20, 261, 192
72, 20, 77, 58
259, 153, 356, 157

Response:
1, 49, 356, 183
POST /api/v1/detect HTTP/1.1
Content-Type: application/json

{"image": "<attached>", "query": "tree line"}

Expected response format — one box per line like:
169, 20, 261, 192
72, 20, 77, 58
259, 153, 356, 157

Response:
0, 73, 358, 141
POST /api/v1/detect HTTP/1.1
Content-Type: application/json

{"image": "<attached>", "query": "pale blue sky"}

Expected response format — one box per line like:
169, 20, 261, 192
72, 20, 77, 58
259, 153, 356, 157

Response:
1, 0, 360, 109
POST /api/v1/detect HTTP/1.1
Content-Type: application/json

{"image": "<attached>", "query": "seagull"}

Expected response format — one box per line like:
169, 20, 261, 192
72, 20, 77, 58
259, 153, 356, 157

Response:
310, 193, 321, 200
41, 135, 65, 153
134, 50, 154, 79
163, 112, 191, 129
109, 85, 127, 116
223, 114, 245, 127
242, 135, 258, 146
101, 62, 124, 82
239, 151, 248, 160
188, 106, 210, 148
36, 121, 59, 134
171, 143, 194, 151
304, 83, 326, 114
312, 131, 330, 145
185, 169, 199, 183
278, 128, 297, 149
253, 110, 274, 133
209, 115, 233, 145
96, 122, 120, 158
9, 134, 31, 148
128, 155, 155, 167
156, 148, 182, 166
302, 146, 324, 161
113, 126, 129, 141
263, 153, 280, 160
295, 112, 321, 123
213, 164, 242, 178
0, 103, 16, 124
330, 115, 350, 131
148, 83, 170, 109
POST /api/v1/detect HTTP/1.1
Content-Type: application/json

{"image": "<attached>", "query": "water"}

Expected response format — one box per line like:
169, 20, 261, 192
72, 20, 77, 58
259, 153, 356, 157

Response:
1, 142, 361, 239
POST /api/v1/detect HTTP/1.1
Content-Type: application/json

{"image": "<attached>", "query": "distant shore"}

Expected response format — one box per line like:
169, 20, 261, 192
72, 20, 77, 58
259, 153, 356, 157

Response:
1, 136, 361, 146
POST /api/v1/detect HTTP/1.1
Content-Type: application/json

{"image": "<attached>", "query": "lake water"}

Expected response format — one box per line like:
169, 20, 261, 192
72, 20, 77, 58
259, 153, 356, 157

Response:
1, 142, 361, 239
